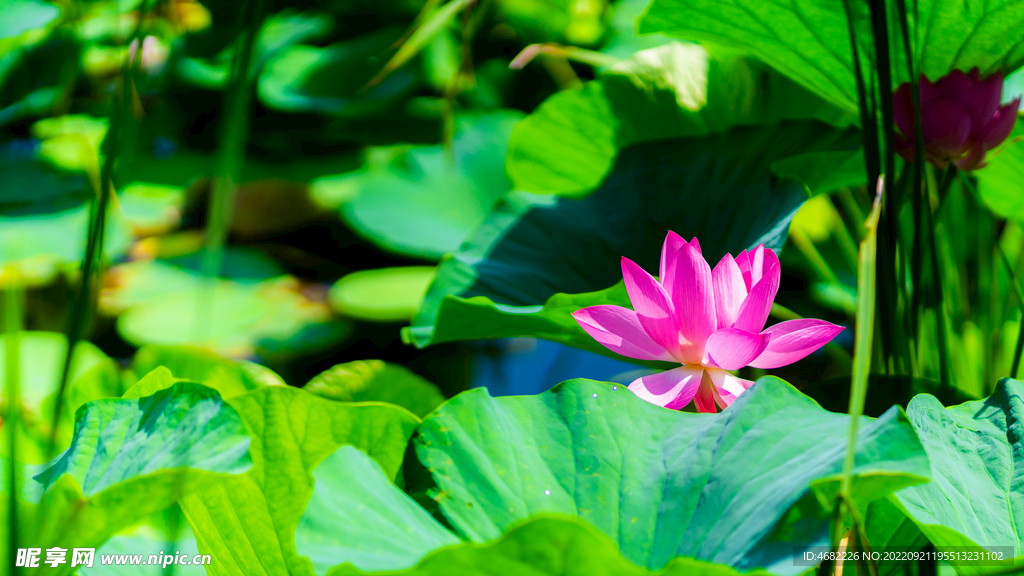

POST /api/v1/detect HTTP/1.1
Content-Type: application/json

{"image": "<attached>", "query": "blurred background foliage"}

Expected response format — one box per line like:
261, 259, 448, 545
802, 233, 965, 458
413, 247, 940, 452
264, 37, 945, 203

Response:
0, 0, 665, 396
0, 0, 1021, 412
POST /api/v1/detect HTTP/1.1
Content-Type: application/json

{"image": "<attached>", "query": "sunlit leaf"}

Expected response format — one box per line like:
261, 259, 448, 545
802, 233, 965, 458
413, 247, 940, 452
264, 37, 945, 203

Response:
975, 124, 1024, 222
0, 331, 120, 463
891, 377, 1024, 572
328, 266, 436, 322
638, 0, 1024, 112
507, 43, 856, 197
410, 378, 928, 573
298, 445, 459, 575
3, 380, 252, 574
304, 359, 445, 417
180, 386, 419, 576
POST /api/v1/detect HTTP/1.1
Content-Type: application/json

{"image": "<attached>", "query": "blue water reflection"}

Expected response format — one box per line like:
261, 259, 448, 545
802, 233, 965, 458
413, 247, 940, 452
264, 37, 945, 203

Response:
470, 338, 655, 396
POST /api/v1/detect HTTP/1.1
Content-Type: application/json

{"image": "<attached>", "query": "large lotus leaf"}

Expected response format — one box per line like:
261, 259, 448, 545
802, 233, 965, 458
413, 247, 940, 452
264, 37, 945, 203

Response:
312, 111, 523, 259
405, 121, 859, 352
405, 281, 660, 366
507, 43, 856, 197
258, 26, 418, 117
81, 525, 207, 576
409, 378, 929, 575
300, 448, 772, 576
179, 386, 419, 576
296, 448, 773, 576
328, 515, 775, 576
297, 445, 460, 575
12, 380, 252, 575
891, 378, 1024, 572
975, 124, 1024, 222
638, 0, 1024, 113
0, 331, 121, 463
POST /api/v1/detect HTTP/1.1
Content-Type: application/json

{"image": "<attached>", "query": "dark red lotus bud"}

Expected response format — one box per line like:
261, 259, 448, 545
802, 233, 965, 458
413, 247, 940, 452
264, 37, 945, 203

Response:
893, 68, 1020, 171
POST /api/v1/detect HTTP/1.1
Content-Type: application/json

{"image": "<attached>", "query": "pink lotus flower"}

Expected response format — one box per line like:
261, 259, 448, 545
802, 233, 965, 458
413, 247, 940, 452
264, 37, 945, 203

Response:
573, 233, 844, 413
894, 68, 1020, 171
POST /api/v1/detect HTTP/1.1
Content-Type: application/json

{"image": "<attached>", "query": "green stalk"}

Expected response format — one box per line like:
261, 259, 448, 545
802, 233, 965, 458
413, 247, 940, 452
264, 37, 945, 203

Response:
841, 0, 880, 187
843, 0, 898, 373
842, 182, 883, 492
837, 188, 869, 241
200, 0, 264, 279
925, 172, 955, 384
868, 0, 896, 199
839, 180, 884, 576
47, 1, 150, 460
789, 227, 840, 284
830, 196, 862, 272
997, 244, 1024, 378
894, 0, 925, 348
195, 0, 267, 342
4, 280, 23, 575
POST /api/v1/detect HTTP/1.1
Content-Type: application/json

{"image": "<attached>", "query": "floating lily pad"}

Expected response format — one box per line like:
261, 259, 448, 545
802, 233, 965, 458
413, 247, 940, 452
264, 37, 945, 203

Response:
116, 277, 341, 358
0, 147, 131, 286
117, 182, 187, 236
328, 266, 436, 322
312, 111, 523, 259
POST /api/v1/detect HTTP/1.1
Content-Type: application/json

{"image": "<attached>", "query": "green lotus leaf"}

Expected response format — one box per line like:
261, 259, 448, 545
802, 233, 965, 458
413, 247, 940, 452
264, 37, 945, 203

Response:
409, 378, 929, 574
328, 267, 436, 323
327, 515, 773, 576
179, 386, 419, 576
891, 377, 1024, 573
5, 380, 252, 574
638, 0, 1024, 113
304, 359, 445, 417
507, 43, 856, 198
312, 111, 523, 259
